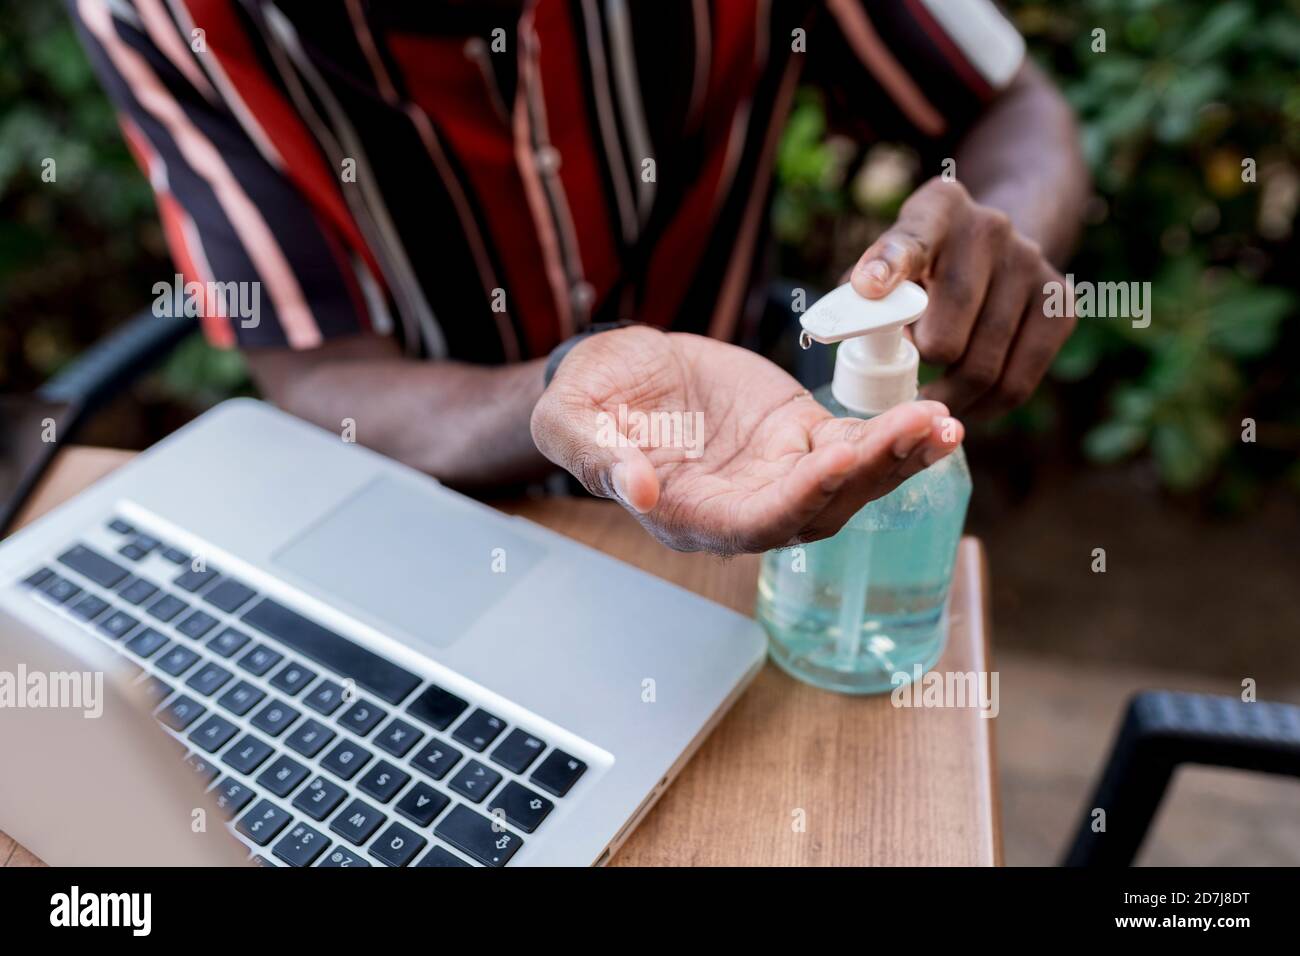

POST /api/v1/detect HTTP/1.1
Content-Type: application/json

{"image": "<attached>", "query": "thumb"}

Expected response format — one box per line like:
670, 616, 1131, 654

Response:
530, 390, 660, 513
850, 181, 953, 298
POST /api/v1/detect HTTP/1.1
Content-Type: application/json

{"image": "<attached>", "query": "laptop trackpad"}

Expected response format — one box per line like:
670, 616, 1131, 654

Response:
273, 476, 545, 649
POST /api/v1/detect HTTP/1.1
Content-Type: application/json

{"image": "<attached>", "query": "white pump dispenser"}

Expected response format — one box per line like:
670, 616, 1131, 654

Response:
799, 280, 928, 415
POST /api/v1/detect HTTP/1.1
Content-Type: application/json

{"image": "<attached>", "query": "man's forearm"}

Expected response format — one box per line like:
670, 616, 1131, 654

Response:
245, 336, 549, 488
955, 62, 1089, 266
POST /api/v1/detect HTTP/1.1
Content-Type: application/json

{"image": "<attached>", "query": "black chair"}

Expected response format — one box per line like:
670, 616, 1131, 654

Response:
0, 309, 194, 535
1062, 690, 1300, 865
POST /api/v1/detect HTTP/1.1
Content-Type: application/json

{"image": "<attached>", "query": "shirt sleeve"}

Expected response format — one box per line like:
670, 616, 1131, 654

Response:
66, 0, 382, 350
807, 0, 1027, 148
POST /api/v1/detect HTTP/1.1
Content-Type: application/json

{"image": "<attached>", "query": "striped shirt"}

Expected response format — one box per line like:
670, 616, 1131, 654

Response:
70, 0, 1025, 363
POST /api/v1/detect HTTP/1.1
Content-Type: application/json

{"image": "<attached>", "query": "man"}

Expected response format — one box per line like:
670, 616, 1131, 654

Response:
70, 0, 1086, 554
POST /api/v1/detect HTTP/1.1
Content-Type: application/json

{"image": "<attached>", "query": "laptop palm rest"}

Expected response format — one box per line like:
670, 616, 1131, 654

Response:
273, 477, 545, 650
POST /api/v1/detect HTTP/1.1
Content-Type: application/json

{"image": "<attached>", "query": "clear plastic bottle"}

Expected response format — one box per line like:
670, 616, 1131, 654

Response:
756, 382, 971, 694
754, 279, 971, 694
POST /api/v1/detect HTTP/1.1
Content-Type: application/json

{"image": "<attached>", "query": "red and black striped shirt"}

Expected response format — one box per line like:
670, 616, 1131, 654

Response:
70, 0, 1025, 362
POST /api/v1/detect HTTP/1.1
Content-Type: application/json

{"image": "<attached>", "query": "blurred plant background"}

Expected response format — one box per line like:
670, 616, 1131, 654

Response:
775, 0, 1300, 508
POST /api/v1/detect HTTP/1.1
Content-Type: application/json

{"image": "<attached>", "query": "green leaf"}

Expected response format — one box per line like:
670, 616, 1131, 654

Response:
1083, 420, 1148, 462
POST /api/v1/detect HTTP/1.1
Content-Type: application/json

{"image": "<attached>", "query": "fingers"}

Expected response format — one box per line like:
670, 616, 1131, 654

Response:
908, 210, 1002, 372
530, 387, 661, 513
850, 178, 967, 298
805, 402, 963, 537
969, 263, 1076, 418
923, 234, 1038, 413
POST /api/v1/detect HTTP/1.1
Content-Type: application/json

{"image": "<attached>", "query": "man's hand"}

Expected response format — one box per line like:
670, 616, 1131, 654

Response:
851, 177, 1076, 417
531, 327, 962, 554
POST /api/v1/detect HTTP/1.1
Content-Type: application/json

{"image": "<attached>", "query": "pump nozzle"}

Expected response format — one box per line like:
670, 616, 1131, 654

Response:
799, 280, 928, 415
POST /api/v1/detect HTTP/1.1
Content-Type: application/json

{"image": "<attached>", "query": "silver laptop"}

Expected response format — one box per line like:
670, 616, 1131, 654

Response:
0, 399, 765, 866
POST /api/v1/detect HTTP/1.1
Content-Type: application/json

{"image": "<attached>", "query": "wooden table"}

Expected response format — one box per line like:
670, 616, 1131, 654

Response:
2, 447, 1000, 866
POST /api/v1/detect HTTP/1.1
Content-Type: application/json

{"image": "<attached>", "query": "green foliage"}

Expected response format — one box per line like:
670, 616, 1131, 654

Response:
772, 0, 1300, 501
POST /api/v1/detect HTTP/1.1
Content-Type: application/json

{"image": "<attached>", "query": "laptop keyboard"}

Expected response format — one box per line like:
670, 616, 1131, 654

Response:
17, 517, 591, 866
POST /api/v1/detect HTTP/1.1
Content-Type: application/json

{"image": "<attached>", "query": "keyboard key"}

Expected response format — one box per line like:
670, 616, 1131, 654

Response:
302, 679, 345, 716
208, 627, 251, 659
374, 718, 424, 759
223, 735, 274, 774
117, 577, 159, 606
369, 822, 426, 867
108, 518, 133, 534
146, 593, 188, 623
161, 547, 188, 565
157, 694, 205, 731
39, 575, 81, 604
242, 597, 421, 705
284, 719, 335, 759
318, 846, 370, 867
236, 799, 291, 846
329, 798, 385, 846
250, 700, 299, 737
125, 627, 169, 659
203, 578, 257, 613
410, 739, 462, 781
183, 752, 220, 785
176, 610, 219, 640
212, 778, 256, 817
156, 644, 201, 677
407, 683, 469, 731
132, 534, 160, 553
252, 856, 276, 867
270, 661, 316, 696
320, 740, 372, 781
237, 644, 282, 677
448, 759, 502, 804
174, 566, 219, 592
119, 543, 147, 562
185, 661, 233, 697
138, 675, 172, 704
488, 781, 554, 833
58, 544, 128, 589
257, 754, 310, 798
218, 680, 266, 717
434, 805, 522, 867
490, 728, 547, 774
395, 782, 449, 828
293, 776, 347, 821
96, 609, 139, 640
21, 567, 53, 589
69, 594, 110, 622
530, 749, 587, 798
416, 846, 471, 867
339, 700, 386, 737
189, 714, 239, 753
357, 760, 409, 804
452, 708, 506, 752
272, 821, 329, 867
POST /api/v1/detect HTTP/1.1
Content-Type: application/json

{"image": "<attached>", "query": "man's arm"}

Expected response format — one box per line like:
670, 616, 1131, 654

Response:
954, 62, 1090, 266
852, 63, 1090, 417
244, 336, 549, 488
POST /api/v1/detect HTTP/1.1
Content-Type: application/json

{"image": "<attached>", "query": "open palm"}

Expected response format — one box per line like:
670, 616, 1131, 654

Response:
531, 327, 961, 554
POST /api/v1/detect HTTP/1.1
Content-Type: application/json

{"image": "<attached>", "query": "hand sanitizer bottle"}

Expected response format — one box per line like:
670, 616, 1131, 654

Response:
756, 281, 971, 694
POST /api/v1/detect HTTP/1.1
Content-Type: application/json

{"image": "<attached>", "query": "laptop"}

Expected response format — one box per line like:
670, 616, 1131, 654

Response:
0, 399, 766, 866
